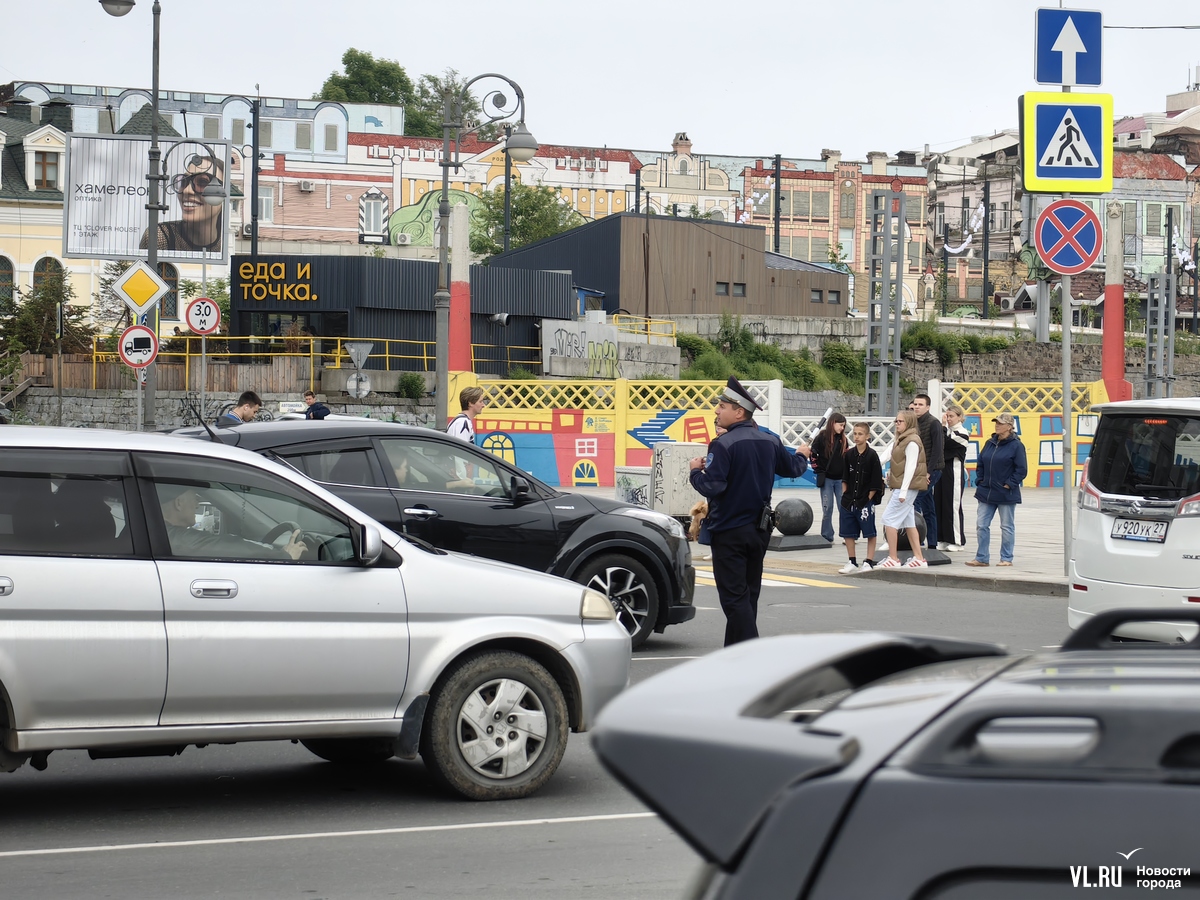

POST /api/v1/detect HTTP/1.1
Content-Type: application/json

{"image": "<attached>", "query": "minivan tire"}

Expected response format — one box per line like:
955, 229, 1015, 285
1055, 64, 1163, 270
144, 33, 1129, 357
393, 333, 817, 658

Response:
420, 651, 568, 801
575, 554, 659, 648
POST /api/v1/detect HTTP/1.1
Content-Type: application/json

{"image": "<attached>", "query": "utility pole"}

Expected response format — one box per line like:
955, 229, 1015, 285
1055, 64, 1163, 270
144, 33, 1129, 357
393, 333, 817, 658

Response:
633, 169, 641, 214
772, 153, 782, 254
941, 223, 950, 316
250, 93, 261, 265
981, 175, 990, 320
644, 190, 651, 318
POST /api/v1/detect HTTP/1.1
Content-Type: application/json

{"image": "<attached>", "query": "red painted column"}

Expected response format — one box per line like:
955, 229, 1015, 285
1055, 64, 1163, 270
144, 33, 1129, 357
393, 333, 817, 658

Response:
1103, 201, 1132, 400
448, 203, 472, 372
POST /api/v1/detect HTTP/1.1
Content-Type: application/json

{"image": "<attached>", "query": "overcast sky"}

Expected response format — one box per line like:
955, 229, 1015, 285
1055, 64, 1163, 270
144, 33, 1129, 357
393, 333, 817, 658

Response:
6, 0, 1199, 159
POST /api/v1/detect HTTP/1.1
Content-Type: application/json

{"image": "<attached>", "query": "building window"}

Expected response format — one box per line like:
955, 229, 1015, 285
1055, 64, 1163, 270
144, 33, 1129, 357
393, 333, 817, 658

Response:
716, 281, 730, 296
258, 121, 272, 148
1145, 203, 1161, 237
156, 263, 178, 318
296, 122, 312, 151
359, 188, 389, 239
1123, 202, 1137, 235
733, 283, 746, 297
792, 235, 809, 261
828, 290, 841, 304
811, 191, 830, 219
0, 257, 13, 303
793, 191, 810, 219
34, 152, 59, 189
258, 186, 274, 223
32, 257, 63, 292
811, 236, 830, 262
325, 124, 338, 152
678, 159, 688, 175
936, 201, 945, 233
811, 289, 824, 303
231, 119, 245, 145
839, 191, 855, 224
906, 194, 924, 227
908, 241, 921, 269
202, 116, 220, 140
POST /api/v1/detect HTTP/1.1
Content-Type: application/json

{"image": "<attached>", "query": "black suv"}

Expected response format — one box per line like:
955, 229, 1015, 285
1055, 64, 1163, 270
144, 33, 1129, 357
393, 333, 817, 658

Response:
594, 609, 1200, 898
176, 420, 695, 646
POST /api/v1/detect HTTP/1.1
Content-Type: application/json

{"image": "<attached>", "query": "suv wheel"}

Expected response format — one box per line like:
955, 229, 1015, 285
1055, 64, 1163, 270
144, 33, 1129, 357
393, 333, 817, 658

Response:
300, 737, 396, 765
420, 651, 568, 801
575, 554, 659, 648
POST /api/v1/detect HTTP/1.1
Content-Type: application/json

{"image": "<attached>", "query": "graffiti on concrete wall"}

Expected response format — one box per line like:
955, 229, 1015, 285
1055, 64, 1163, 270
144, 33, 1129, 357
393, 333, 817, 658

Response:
587, 340, 620, 379
551, 328, 586, 359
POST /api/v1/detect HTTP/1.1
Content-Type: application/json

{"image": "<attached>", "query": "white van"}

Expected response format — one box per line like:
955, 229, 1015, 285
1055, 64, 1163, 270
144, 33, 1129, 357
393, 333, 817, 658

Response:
1070, 397, 1200, 641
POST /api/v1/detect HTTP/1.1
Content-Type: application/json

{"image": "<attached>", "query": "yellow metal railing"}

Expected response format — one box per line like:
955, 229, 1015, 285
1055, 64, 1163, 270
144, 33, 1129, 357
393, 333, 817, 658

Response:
89, 335, 554, 388
612, 314, 676, 339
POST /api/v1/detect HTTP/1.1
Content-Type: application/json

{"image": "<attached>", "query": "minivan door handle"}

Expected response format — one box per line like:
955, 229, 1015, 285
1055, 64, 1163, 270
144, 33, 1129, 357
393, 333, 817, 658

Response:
403, 508, 440, 519
190, 580, 238, 599
0, 577, 12, 597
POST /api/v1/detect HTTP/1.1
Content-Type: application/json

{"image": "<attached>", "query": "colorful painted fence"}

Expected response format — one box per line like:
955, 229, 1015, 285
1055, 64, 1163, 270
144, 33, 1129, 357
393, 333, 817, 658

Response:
446, 372, 1108, 490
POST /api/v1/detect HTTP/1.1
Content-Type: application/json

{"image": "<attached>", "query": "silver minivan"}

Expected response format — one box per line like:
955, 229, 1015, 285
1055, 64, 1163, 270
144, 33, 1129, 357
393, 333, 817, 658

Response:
0, 427, 630, 800
1071, 397, 1200, 641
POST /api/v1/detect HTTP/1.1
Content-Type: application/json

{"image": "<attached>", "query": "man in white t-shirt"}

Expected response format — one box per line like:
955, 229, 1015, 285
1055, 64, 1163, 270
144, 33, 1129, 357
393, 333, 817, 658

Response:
446, 387, 486, 443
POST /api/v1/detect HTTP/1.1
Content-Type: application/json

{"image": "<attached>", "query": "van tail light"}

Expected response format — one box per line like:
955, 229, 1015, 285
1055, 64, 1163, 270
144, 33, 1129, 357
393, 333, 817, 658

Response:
1178, 492, 1200, 518
1078, 460, 1101, 511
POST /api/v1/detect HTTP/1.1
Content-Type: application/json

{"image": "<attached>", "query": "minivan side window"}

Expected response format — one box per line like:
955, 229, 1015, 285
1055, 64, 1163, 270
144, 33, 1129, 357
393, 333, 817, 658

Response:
1089, 414, 1200, 498
0, 450, 135, 557
136, 454, 357, 563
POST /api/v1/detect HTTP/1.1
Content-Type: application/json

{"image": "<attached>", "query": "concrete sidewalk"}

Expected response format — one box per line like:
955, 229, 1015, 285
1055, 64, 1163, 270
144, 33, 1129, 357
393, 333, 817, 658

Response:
756, 487, 1072, 596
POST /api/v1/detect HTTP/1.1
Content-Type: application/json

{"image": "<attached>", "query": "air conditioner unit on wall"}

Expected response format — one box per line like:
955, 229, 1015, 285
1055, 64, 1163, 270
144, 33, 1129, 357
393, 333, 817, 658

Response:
394, 233, 412, 245
298, 180, 315, 192
241, 223, 253, 237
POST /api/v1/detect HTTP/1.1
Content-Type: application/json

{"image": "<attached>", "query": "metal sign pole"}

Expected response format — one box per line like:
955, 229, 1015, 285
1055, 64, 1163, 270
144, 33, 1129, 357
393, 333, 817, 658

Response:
136, 373, 144, 431
201, 335, 207, 423
1062, 268, 1073, 577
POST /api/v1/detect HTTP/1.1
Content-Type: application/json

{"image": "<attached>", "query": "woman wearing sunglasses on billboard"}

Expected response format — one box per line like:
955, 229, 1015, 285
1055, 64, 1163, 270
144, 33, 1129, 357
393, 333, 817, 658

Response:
139, 148, 225, 254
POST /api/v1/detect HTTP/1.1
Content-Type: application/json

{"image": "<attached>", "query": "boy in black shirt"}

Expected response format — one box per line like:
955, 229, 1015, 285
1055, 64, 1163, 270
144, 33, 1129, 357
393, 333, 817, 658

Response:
838, 422, 885, 573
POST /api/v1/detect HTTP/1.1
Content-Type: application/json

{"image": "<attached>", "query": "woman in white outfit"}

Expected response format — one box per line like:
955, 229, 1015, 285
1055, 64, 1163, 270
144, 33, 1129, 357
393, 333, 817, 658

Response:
878, 409, 929, 569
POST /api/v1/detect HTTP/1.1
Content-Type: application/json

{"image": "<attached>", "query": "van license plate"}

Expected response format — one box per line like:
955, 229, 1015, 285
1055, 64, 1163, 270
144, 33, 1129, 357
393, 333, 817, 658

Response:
1111, 518, 1168, 542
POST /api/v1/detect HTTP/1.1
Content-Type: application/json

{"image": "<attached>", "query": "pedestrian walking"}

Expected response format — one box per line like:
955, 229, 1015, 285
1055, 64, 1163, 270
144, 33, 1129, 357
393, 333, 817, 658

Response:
689, 377, 811, 646
217, 390, 261, 427
936, 404, 970, 550
810, 412, 849, 543
303, 390, 330, 420
447, 387, 486, 443
838, 422, 884, 574
877, 409, 929, 569
909, 393, 944, 551
965, 413, 1027, 568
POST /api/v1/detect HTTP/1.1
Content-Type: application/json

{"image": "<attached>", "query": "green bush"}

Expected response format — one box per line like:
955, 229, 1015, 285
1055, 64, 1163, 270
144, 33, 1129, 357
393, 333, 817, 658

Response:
507, 365, 538, 380
687, 349, 734, 381
964, 334, 984, 355
674, 332, 712, 362
821, 340, 866, 382
397, 372, 426, 400
980, 336, 1011, 353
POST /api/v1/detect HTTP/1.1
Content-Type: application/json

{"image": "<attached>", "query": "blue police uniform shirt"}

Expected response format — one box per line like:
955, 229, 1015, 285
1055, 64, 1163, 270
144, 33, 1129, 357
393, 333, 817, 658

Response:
688, 418, 809, 532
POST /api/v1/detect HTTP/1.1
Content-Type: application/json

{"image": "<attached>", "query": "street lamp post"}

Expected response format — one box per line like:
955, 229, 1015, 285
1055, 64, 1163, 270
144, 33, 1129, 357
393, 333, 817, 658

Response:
434, 76, 536, 426
100, 0, 163, 431
503, 125, 512, 253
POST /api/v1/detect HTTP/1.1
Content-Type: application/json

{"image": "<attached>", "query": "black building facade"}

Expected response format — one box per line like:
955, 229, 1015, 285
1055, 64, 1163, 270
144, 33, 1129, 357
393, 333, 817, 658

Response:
230, 255, 573, 373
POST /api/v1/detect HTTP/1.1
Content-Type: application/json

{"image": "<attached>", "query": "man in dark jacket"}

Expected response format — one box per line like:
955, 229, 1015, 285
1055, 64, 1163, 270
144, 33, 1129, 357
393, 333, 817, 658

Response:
303, 390, 331, 420
965, 413, 1028, 568
689, 377, 811, 646
910, 393, 944, 550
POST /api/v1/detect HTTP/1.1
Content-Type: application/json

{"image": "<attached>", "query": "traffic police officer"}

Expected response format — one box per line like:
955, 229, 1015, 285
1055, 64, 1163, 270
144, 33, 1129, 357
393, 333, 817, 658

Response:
689, 377, 811, 646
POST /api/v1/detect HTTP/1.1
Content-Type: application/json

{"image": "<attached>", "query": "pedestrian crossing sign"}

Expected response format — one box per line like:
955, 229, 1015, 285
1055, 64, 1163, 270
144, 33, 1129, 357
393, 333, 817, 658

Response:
1020, 91, 1113, 193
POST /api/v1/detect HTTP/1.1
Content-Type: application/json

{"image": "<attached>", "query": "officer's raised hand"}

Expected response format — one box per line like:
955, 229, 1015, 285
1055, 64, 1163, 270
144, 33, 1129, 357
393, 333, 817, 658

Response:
690, 456, 707, 471
795, 442, 812, 458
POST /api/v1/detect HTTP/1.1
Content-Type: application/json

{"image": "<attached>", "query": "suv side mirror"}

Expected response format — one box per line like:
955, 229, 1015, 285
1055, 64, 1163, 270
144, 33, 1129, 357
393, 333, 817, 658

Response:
511, 475, 532, 502
359, 523, 383, 565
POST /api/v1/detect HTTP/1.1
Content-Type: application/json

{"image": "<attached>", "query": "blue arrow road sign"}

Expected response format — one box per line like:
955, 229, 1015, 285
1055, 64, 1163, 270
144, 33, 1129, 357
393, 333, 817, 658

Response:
1036, 8, 1102, 86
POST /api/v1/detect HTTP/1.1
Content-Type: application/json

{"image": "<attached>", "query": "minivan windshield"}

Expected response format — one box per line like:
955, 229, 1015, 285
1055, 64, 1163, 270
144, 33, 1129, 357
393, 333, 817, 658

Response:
1089, 413, 1200, 499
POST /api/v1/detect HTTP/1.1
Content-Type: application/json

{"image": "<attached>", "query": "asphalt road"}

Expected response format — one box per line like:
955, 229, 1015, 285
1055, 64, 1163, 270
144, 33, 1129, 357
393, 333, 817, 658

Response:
0, 572, 1069, 900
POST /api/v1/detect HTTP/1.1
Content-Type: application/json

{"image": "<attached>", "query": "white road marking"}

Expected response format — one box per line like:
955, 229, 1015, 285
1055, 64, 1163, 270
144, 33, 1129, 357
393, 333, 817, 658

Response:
0, 812, 659, 859
633, 656, 703, 661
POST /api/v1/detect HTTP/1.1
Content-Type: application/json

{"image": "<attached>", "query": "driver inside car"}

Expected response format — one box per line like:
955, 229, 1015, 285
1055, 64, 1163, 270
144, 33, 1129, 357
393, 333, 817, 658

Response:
157, 482, 308, 560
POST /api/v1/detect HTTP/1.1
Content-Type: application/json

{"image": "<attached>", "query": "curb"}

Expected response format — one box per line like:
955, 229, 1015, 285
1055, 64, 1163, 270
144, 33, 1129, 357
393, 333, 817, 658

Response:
856, 568, 1068, 597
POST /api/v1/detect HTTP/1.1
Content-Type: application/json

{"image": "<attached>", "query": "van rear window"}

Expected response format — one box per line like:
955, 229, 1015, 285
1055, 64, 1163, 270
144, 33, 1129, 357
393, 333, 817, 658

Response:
1089, 414, 1200, 499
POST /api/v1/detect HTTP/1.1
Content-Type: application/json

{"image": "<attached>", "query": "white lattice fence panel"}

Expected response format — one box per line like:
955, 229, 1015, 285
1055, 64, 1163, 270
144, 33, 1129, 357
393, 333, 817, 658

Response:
781, 416, 895, 453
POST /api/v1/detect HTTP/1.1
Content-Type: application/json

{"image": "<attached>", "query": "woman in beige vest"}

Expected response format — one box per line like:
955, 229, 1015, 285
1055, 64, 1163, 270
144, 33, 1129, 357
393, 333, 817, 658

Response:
877, 409, 929, 568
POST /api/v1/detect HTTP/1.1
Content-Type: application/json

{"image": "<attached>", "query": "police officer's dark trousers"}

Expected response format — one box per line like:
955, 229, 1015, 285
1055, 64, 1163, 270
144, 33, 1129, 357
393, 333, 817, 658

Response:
710, 523, 771, 646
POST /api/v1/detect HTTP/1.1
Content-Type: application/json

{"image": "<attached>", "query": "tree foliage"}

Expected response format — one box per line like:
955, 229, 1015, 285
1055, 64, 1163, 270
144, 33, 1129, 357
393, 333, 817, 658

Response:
405, 69, 491, 139
1, 269, 95, 356
317, 49, 414, 107
470, 183, 586, 259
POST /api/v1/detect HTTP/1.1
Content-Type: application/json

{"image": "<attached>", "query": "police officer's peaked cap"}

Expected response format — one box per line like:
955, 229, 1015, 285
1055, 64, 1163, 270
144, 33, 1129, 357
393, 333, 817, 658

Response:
719, 377, 762, 413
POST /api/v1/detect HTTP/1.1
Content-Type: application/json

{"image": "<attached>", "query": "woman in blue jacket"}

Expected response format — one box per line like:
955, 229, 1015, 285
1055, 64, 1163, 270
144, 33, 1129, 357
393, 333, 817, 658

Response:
965, 413, 1028, 567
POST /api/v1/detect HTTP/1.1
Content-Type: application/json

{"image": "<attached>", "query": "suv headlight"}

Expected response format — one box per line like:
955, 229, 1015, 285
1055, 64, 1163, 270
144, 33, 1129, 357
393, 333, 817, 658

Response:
617, 506, 686, 540
581, 588, 615, 621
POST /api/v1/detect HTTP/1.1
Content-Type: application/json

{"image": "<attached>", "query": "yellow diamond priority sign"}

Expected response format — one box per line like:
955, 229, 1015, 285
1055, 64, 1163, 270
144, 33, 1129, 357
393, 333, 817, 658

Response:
111, 260, 171, 316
